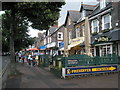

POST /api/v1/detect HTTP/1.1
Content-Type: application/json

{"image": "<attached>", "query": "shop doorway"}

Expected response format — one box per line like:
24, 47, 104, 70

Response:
96, 46, 100, 56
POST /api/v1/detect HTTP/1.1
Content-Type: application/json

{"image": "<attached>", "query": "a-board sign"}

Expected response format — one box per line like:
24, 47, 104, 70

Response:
62, 65, 118, 77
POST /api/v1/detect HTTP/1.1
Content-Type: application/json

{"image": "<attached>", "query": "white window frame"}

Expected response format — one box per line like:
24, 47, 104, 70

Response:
69, 31, 72, 40
102, 14, 112, 30
76, 27, 80, 38
101, 44, 112, 56
49, 37, 51, 43
57, 32, 63, 40
91, 19, 99, 33
100, 0, 106, 9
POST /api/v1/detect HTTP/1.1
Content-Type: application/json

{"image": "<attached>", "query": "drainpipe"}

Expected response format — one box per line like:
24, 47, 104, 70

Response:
85, 17, 92, 56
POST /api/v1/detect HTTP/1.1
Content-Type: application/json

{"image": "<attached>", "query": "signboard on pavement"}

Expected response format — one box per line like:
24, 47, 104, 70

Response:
62, 65, 118, 78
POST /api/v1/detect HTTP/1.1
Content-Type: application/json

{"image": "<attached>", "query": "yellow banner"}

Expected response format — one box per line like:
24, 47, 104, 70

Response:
70, 37, 84, 46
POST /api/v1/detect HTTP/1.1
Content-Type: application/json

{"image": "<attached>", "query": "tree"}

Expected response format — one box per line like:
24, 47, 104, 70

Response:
2, 2, 65, 75
2, 13, 35, 52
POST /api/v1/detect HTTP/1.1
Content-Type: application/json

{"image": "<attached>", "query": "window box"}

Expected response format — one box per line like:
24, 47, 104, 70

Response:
91, 32, 98, 36
101, 29, 110, 33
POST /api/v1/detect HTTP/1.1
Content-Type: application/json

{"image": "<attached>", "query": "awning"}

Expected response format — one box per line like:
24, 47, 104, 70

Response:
91, 29, 120, 44
40, 45, 47, 50
59, 37, 84, 51
47, 42, 56, 48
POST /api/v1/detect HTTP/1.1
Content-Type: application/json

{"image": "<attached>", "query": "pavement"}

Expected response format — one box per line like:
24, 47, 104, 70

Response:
3, 63, 119, 88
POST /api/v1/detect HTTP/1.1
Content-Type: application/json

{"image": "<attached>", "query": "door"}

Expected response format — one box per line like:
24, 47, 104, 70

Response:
96, 46, 100, 56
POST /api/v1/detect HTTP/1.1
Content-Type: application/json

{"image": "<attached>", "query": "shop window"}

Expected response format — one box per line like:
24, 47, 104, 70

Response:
101, 45, 112, 56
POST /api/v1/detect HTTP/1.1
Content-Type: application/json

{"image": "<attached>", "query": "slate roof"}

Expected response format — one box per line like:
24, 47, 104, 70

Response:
69, 10, 81, 23
89, 2, 112, 17
64, 10, 81, 26
80, 4, 97, 12
48, 26, 57, 34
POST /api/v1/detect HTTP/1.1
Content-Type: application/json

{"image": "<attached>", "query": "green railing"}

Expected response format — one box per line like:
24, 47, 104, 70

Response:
62, 54, 120, 67
38, 54, 51, 67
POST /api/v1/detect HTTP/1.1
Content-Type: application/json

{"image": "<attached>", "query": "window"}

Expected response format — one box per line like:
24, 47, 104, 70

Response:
82, 25, 85, 37
49, 37, 51, 43
57, 32, 63, 40
76, 27, 80, 37
58, 34, 61, 38
102, 14, 111, 30
100, 0, 106, 9
91, 19, 99, 33
69, 31, 72, 40
101, 45, 112, 56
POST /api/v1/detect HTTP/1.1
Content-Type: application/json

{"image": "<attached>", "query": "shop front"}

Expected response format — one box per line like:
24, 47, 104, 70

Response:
40, 45, 47, 55
68, 37, 84, 55
46, 42, 57, 55
91, 29, 120, 56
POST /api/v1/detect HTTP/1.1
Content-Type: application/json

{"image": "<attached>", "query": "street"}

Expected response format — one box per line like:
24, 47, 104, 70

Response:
5, 63, 118, 88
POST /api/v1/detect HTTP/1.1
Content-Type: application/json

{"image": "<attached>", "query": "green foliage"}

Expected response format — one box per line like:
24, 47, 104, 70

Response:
100, 29, 110, 33
2, 2, 65, 30
91, 32, 98, 36
2, 12, 35, 52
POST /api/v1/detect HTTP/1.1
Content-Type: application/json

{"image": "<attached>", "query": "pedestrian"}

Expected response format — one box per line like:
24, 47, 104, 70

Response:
28, 54, 31, 65
35, 55, 39, 66
18, 52, 22, 62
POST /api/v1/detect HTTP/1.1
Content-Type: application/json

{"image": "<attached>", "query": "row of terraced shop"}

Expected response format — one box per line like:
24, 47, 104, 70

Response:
37, 54, 120, 78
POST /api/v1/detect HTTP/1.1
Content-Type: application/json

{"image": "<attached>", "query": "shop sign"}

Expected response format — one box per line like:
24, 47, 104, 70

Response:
63, 65, 117, 76
68, 59, 78, 65
70, 37, 84, 46
47, 42, 56, 48
95, 36, 110, 42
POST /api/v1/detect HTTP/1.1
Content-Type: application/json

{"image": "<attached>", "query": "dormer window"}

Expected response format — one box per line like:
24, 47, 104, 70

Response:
100, 0, 109, 9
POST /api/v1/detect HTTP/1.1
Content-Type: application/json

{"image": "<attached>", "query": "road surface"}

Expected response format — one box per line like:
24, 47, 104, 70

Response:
5, 64, 118, 88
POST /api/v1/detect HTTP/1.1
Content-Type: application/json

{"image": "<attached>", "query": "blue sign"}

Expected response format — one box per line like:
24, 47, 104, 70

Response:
65, 65, 118, 76
60, 42, 64, 48
40, 45, 47, 50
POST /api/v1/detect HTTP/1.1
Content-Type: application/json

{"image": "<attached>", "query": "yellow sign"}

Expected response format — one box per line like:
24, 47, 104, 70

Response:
92, 66, 116, 72
65, 65, 117, 75
70, 37, 84, 46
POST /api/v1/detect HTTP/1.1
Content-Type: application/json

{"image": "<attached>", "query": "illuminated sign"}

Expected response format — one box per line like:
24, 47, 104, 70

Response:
65, 65, 117, 76
95, 36, 111, 42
